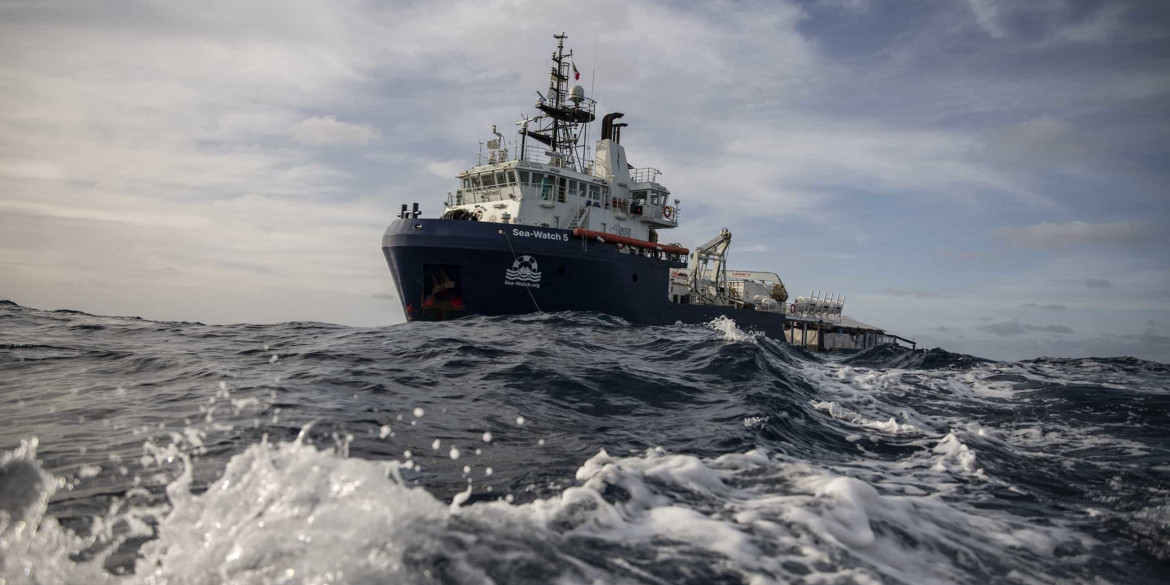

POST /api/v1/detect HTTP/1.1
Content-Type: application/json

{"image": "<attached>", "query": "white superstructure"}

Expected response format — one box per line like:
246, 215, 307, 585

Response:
441, 34, 679, 245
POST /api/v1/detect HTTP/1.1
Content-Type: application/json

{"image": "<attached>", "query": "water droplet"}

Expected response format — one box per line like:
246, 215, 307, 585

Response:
516, 416, 525, 426
482, 431, 493, 443
413, 407, 425, 418
431, 439, 441, 450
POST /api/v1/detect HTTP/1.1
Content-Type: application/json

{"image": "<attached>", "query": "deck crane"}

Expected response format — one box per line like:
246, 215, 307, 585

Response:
688, 228, 734, 306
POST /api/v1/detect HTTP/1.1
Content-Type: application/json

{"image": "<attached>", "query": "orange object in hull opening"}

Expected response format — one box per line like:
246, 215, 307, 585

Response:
572, 229, 690, 256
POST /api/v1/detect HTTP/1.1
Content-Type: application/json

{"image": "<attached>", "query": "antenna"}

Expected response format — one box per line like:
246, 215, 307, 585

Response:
590, 34, 598, 100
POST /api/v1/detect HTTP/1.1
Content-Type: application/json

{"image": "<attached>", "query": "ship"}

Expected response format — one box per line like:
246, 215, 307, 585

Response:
382, 34, 911, 351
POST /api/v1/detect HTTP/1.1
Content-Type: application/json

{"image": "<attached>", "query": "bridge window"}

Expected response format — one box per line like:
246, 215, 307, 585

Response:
481, 173, 494, 187
539, 175, 551, 200
519, 170, 530, 184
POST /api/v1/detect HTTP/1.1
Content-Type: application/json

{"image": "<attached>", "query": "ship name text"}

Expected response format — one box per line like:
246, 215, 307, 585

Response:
512, 228, 568, 242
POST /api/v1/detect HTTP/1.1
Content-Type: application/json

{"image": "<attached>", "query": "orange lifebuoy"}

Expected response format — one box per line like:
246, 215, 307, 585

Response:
663, 206, 674, 219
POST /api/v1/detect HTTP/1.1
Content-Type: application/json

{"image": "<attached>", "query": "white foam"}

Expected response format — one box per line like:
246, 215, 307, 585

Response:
705, 315, 762, 343
1, 436, 1105, 585
931, 432, 983, 475
811, 400, 920, 435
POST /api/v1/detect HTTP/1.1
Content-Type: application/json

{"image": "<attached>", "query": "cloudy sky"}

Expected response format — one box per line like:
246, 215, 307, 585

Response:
2, 0, 1168, 361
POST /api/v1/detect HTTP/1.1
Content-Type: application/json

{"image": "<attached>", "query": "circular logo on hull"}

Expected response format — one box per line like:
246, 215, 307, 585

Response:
504, 255, 542, 288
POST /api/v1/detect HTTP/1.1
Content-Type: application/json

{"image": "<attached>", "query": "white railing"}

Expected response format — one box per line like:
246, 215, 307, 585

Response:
634, 203, 678, 225
446, 185, 523, 207
516, 144, 587, 171
629, 167, 661, 183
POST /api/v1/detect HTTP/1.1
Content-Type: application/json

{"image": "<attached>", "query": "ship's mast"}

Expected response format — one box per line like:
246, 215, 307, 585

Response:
521, 33, 596, 170
549, 33, 566, 159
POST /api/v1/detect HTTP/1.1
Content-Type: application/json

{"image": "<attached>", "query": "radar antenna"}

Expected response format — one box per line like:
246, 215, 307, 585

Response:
517, 34, 596, 170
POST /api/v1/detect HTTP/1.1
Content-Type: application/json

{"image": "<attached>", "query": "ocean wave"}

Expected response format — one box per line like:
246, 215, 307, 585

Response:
0, 434, 1108, 585
0, 301, 1167, 583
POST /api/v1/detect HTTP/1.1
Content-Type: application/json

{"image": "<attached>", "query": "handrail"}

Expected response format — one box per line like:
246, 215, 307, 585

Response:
447, 185, 523, 206
629, 167, 661, 183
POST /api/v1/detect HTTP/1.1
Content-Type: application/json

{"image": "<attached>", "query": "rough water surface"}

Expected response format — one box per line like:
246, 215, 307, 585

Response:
1, 300, 1168, 584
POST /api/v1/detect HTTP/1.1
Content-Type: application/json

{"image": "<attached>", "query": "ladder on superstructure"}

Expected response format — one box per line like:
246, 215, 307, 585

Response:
567, 206, 590, 229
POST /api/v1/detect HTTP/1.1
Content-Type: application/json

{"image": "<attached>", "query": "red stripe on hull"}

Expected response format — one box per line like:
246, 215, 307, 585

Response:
572, 229, 690, 256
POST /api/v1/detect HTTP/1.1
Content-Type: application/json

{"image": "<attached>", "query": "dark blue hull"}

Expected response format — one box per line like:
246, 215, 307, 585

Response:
381, 219, 787, 338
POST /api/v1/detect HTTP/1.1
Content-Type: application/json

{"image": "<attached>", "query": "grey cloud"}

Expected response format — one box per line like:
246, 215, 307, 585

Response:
979, 117, 1092, 169
961, 1, 1167, 45
1052, 2, 1169, 45
978, 321, 1028, 336
292, 116, 379, 146
1026, 324, 1074, 334
1048, 277, 1116, 289
919, 331, 1170, 363
962, 0, 1006, 39
1116, 322, 1170, 346
932, 248, 998, 262
218, 260, 272, 274
372, 293, 397, 300
1021, 303, 1068, 311
882, 288, 947, 299
996, 221, 1154, 250
1117, 333, 1170, 346
977, 320, 1075, 336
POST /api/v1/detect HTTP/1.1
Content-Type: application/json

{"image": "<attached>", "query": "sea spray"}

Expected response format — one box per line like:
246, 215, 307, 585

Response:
0, 302, 1166, 584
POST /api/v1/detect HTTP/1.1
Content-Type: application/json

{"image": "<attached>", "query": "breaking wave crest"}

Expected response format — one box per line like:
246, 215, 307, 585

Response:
1, 302, 1167, 584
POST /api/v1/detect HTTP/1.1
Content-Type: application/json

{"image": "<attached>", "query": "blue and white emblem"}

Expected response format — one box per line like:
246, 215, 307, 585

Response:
504, 255, 542, 288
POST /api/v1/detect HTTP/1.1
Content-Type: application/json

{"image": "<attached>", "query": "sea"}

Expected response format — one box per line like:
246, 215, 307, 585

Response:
2, 299, 1168, 585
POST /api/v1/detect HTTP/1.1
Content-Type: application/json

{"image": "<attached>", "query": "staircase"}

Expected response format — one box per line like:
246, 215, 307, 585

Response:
567, 206, 590, 229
